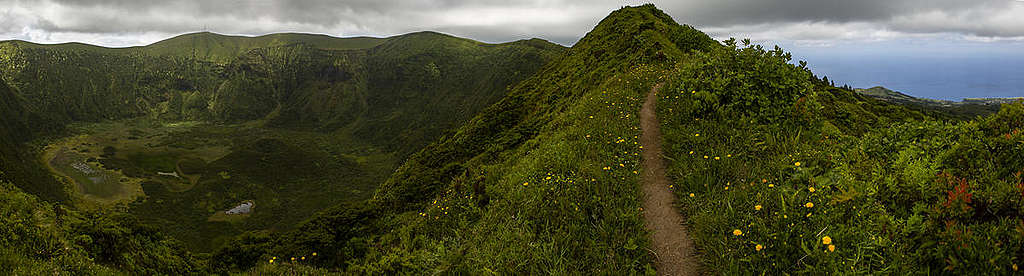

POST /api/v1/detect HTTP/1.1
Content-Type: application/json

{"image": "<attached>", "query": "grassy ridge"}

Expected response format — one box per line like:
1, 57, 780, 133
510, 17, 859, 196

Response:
657, 38, 1024, 273
209, 4, 720, 273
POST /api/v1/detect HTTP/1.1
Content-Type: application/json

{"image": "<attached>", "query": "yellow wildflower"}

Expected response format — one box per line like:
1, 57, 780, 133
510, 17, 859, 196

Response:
545, 176, 551, 180
523, 182, 529, 186
269, 259, 274, 264
768, 184, 774, 188
715, 156, 720, 160
828, 244, 835, 252
733, 229, 743, 236
312, 252, 317, 256
301, 256, 306, 260
808, 187, 816, 193
755, 205, 762, 211
703, 155, 709, 159
689, 151, 694, 155
756, 244, 764, 251
727, 154, 732, 157
822, 236, 832, 245
805, 202, 814, 208
1013, 263, 1018, 271
695, 133, 700, 137
291, 257, 296, 261
795, 161, 801, 167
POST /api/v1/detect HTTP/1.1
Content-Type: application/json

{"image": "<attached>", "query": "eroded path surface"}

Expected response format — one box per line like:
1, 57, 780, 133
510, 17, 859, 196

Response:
640, 83, 699, 275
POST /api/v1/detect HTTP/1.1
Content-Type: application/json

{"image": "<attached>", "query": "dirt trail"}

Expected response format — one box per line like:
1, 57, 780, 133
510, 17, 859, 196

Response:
640, 83, 699, 275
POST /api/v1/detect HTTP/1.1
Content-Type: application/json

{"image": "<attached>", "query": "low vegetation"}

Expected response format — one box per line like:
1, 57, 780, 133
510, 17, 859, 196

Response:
657, 38, 1024, 274
209, 4, 715, 274
0, 3, 1020, 275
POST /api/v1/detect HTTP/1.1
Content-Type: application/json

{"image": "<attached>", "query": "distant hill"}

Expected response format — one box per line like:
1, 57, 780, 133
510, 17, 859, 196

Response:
0, 30, 564, 254
0, 31, 565, 153
856, 86, 1021, 119
142, 32, 391, 63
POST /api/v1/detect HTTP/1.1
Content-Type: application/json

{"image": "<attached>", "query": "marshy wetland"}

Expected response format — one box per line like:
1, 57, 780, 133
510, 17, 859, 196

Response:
37, 118, 399, 251
43, 119, 231, 206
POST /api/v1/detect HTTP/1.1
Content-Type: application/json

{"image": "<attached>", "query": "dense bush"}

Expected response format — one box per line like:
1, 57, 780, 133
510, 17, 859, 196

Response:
0, 176, 201, 274
658, 39, 1024, 274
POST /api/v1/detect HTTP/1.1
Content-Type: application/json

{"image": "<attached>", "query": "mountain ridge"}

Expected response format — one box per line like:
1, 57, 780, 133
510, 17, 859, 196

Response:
2, 31, 561, 63
0, 24, 565, 254
856, 86, 1019, 118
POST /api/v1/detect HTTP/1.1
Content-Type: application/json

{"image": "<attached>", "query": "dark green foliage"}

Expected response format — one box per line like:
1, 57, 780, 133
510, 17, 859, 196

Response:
0, 177, 200, 274
0, 79, 68, 202
678, 38, 813, 123
657, 34, 1024, 274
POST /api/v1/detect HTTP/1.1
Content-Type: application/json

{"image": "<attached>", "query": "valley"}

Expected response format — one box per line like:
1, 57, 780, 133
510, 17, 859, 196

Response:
36, 118, 398, 251
0, 3, 1021, 275
0, 29, 564, 254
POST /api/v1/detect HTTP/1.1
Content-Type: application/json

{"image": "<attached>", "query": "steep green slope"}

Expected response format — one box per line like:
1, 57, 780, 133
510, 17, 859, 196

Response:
211, 4, 718, 274
141, 32, 389, 63
656, 39, 1024, 273
0, 31, 563, 153
0, 30, 563, 255
0, 79, 67, 202
0, 172, 202, 274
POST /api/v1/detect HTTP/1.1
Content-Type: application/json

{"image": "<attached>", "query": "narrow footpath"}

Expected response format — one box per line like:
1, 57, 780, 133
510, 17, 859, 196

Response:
640, 83, 699, 275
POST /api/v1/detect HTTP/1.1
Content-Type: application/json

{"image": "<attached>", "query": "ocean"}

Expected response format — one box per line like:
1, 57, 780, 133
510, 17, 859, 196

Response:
786, 42, 1024, 101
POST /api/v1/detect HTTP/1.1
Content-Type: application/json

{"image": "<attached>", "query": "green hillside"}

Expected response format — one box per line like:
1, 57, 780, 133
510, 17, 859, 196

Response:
0, 29, 564, 256
0, 79, 67, 202
856, 86, 1008, 119
1, 3, 1021, 275
208, 4, 718, 274
655, 38, 1024, 274
141, 32, 390, 63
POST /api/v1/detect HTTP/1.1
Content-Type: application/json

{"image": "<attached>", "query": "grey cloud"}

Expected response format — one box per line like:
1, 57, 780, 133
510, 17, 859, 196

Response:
664, 0, 1008, 26
659, 0, 1024, 39
1, 0, 1023, 47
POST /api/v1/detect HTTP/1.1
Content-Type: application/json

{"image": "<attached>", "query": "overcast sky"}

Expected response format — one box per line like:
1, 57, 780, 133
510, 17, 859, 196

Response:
2, 0, 1023, 47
